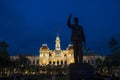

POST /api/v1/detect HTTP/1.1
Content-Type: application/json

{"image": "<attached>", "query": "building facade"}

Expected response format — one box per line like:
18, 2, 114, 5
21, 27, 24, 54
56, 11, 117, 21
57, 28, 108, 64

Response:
10, 34, 105, 66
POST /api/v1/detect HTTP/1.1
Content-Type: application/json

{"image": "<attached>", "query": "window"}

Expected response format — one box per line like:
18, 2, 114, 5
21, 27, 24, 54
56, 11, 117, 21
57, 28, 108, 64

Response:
65, 61, 67, 64
61, 60, 63, 65
49, 53, 52, 57
57, 61, 59, 65
91, 60, 94, 64
40, 54, 43, 57
84, 60, 86, 63
49, 61, 52, 64
64, 54, 67, 57
42, 59, 46, 65
37, 60, 39, 64
88, 60, 90, 64
53, 61, 55, 65
33, 60, 35, 64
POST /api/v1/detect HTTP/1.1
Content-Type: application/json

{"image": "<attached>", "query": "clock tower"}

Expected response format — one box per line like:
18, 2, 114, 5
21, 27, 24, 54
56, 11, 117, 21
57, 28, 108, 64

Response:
55, 34, 61, 50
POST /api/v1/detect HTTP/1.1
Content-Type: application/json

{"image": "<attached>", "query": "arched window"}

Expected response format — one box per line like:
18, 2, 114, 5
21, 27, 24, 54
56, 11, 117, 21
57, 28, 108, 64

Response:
37, 60, 39, 64
88, 60, 90, 64
61, 60, 63, 65
49, 53, 52, 57
65, 61, 67, 64
64, 54, 67, 57
53, 61, 55, 65
57, 61, 59, 65
49, 61, 52, 64
84, 60, 86, 63
91, 60, 94, 64
33, 60, 35, 64
42, 59, 46, 65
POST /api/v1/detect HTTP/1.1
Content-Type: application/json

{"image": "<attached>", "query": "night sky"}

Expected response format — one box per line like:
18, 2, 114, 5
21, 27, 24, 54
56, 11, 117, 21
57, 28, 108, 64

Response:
0, 0, 120, 56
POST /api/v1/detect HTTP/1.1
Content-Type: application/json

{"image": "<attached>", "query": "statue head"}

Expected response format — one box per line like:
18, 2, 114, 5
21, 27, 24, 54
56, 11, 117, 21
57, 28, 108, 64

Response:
74, 17, 79, 24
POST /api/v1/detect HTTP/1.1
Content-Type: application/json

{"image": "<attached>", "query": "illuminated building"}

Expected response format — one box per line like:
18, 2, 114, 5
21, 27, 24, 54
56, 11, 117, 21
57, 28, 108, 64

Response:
10, 34, 105, 66
39, 34, 105, 66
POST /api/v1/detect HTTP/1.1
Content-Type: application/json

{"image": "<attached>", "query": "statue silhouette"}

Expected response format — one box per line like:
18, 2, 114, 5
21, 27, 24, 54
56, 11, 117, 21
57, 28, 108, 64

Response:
67, 14, 86, 64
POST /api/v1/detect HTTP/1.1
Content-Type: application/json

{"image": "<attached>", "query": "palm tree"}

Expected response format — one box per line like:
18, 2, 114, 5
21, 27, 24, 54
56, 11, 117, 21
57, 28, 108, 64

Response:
109, 37, 119, 53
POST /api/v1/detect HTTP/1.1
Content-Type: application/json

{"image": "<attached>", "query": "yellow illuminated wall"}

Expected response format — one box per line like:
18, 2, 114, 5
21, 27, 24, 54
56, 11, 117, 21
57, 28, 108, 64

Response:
42, 59, 46, 65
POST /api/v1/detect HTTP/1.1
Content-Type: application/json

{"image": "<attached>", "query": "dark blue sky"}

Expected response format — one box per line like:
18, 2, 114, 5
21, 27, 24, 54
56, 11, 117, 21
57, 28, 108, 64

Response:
0, 0, 120, 56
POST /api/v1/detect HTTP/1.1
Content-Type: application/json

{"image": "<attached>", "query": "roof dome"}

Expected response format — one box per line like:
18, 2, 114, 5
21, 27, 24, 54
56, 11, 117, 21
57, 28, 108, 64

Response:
67, 44, 73, 50
40, 44, 49, 50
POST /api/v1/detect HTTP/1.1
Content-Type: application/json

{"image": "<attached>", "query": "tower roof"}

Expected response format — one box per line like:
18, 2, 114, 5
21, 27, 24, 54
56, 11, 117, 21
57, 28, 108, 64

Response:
67, 44, 73, 50
40, 44, 49, 50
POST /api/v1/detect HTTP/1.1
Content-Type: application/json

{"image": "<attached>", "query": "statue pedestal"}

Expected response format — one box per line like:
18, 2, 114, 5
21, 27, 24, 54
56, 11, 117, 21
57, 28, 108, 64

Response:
69, 63, 94, 80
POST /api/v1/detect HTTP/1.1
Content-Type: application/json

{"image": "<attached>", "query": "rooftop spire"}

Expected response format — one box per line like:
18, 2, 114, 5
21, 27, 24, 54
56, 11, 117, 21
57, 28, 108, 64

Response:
55, 32, 61, 50
57, 27, 60, 34
57, 33, 59, 37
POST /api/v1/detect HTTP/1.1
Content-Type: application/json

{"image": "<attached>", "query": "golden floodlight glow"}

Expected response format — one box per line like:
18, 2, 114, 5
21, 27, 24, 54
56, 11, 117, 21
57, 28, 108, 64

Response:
70, 59, 74, 63
42, 59, 46, 65
53, 59, 56, 62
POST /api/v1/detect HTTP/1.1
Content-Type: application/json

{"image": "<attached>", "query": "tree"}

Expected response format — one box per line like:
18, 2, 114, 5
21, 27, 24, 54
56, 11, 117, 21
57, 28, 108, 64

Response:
0, 41, 9, 67
110, 52, 120, 66
103, 56, 112, 68
103, 56, 112, 75
107, 37, 120, 75
109, 37, 119, 53
108, 37, 120, 66
17, 55, 30, 72
95, 58, 104, 74
0, 41, 10, 76
18, 55, 30, 66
